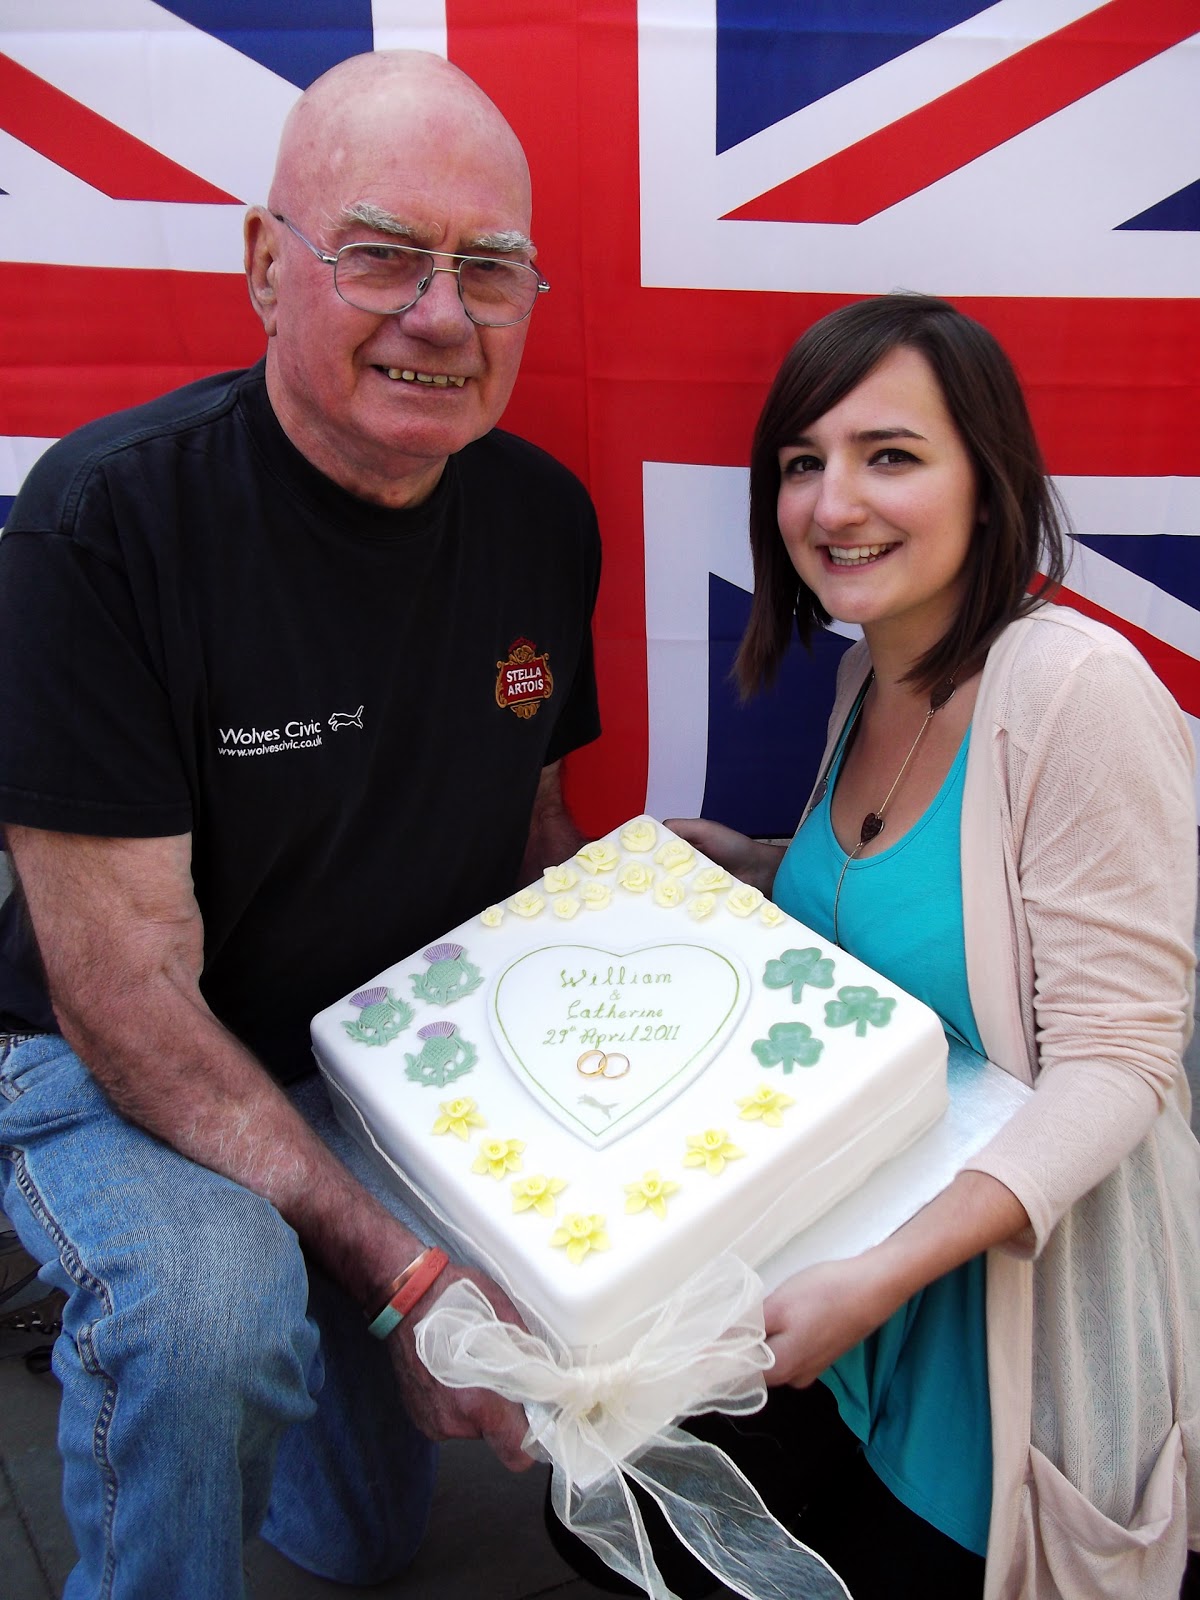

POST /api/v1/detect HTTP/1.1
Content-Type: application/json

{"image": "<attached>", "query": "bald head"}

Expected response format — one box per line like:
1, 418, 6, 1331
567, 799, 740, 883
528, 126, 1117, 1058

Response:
246, 48, 540, 507
269, 51, 531, 234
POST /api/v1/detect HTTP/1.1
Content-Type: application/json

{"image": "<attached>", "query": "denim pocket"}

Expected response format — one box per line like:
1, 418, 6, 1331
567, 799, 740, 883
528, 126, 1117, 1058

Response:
0, 1032, 69, 1102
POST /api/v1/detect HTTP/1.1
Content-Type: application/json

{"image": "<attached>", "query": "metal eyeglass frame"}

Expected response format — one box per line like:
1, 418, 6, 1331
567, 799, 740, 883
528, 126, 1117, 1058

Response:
271, 213, 549, 328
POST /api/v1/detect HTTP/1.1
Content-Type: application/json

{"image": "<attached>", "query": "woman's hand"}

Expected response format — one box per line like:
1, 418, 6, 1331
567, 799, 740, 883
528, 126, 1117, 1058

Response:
664, 817, 785, 895
764, 1171, 1030, 1388
763, 1257, 897, 1388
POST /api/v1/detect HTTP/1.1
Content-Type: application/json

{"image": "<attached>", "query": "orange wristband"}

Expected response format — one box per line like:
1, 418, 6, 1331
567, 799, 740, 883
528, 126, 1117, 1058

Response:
366, 1248, 450, 1339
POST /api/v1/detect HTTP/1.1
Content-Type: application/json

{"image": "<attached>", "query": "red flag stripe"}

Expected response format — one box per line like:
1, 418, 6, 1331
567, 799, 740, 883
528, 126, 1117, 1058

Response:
6, 261, 1200, 480
0, 52, 241, 204
0, 264, 264, 437
723, 0, 1197, 225
1054, 584, 1200, 717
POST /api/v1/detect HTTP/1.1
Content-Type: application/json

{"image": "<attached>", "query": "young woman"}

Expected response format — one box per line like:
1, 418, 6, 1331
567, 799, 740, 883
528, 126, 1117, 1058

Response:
668, 294, 1200, 1600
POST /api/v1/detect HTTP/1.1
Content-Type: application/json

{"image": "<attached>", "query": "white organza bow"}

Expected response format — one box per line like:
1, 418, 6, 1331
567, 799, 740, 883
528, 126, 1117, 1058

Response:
416, 1257, 852, 1600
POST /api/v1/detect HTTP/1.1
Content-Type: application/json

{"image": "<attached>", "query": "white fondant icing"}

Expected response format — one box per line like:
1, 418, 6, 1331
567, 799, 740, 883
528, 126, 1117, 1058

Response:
311, 816, 948, 1357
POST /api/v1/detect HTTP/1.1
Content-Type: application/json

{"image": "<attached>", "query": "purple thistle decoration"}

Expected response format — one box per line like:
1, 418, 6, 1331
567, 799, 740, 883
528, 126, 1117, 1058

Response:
423, 942, 464, 963
418, 1021, 458, 1040
349, 986, 388, 1010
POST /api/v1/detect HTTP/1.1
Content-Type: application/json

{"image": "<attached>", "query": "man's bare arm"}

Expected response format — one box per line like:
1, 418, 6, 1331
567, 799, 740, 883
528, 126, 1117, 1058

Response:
4, 823, 533, 1467
519, 760, 587, 879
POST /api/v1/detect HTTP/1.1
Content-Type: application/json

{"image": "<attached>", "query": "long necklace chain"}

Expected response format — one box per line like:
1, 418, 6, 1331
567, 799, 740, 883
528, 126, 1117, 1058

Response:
831, 675, 956, 946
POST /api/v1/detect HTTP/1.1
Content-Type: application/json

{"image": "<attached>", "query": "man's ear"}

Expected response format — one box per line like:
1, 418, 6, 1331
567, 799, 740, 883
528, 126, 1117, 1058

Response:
244, 207, 279, 336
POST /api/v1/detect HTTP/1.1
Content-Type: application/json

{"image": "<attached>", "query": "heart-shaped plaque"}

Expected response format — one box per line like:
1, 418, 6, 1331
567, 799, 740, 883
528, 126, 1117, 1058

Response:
488, 943, 749, 1147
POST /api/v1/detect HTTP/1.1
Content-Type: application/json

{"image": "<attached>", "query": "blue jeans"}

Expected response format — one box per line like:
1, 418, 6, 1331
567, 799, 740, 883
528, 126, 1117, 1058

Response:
0, 1033, 438, 1599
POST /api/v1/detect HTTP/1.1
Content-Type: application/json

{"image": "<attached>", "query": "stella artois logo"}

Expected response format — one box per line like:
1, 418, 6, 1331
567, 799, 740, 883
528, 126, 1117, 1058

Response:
495, 637, 554, 719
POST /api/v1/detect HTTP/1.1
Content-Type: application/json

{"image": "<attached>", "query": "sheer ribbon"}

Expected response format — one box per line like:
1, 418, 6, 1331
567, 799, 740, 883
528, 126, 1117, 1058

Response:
416, 1260, 852, 1600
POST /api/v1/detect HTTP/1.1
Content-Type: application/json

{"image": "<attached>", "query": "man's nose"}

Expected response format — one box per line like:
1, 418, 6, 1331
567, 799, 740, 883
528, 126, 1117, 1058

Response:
402, 264, 473, 340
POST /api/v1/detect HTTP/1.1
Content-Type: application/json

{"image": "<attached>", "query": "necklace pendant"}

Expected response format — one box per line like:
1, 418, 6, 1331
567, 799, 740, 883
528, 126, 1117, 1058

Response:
860, 812, 885, 844
930, 679, 957, 710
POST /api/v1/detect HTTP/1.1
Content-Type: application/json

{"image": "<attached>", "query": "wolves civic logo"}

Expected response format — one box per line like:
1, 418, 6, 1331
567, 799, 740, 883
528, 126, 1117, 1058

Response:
495, 638, 554, 720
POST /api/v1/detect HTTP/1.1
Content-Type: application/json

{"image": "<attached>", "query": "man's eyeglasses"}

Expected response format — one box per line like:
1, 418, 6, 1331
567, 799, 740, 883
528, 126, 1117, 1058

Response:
272, 214, 549, 328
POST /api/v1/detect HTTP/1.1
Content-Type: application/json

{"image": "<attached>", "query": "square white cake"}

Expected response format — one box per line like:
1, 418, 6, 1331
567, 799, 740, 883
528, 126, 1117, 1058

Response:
311, 817, 948, 1357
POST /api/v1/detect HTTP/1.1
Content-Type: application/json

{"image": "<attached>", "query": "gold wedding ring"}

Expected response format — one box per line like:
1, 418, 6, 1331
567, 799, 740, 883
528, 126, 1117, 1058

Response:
575, 1049, 631, 1079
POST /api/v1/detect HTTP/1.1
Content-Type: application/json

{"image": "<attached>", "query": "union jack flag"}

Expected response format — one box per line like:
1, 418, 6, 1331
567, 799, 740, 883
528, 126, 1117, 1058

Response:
2, 0, 1197, 834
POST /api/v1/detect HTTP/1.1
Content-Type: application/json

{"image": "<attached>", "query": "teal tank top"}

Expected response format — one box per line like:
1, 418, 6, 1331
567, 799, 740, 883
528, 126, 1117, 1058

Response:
772, 711, 992, 1556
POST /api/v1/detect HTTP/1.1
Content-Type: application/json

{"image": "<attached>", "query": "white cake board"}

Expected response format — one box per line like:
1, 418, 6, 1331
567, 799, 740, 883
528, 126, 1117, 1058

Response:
758, 1037, 1030, 1290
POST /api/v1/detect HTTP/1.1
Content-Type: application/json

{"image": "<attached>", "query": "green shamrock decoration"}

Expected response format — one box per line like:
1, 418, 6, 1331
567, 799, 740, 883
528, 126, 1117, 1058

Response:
750, 1021, 824, 1074
404, 1022, 478, 1087
342, 987, 414, 1047
762, 947, 836, 1003
824, 986, 896, 1038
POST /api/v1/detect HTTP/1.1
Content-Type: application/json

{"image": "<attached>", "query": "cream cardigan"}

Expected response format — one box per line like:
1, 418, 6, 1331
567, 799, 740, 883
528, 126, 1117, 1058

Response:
818, 606, 1199, 1600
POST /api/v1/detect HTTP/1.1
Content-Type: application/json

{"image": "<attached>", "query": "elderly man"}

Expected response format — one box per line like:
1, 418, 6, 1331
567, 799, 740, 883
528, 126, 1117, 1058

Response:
0, 50, 599, 1596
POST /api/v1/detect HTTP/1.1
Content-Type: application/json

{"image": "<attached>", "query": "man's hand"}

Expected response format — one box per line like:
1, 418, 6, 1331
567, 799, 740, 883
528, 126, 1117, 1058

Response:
664, 818, 784, 896
389, 1263, 535, 1471
520, 761, 587, 880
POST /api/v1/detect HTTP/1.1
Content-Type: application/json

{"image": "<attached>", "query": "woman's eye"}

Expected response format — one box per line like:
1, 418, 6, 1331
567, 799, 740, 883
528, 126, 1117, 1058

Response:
781, 454, 822, 476
872, 447, 916, 467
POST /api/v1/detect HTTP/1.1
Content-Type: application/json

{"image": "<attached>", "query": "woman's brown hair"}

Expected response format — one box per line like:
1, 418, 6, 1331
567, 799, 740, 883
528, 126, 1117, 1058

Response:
735, 293, 1068, 696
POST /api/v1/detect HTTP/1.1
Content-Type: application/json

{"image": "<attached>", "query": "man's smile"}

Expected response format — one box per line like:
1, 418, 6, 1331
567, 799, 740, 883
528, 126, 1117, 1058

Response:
380, 366, 467, 388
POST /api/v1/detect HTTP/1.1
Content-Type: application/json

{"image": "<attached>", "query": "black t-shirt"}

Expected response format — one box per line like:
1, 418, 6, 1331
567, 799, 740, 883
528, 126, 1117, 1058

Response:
0, 363, 601, 1081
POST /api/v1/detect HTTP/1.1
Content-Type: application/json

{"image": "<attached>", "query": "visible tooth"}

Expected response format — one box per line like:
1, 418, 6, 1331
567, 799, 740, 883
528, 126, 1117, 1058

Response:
829, 543, 890, 563
383, 367, 466, 387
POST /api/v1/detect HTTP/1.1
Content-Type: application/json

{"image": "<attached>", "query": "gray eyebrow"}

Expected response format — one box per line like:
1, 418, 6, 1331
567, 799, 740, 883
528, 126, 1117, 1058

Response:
337, 201, 423, 241
468, 229, 536, 256
337, 202, 535, 258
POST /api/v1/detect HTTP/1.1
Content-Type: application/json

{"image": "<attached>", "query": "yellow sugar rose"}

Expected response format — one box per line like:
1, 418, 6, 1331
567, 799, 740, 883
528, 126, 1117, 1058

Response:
617, 860, 655, 894
471, 1137, 525, 1180
624, 1169, 681, 1219
511, 1174, 567, 1217
542, 863, 579, 895
575, 840, 619, 875
653, 877, 686, 909
686, 892, 718, 921
620, 819, 658, 852
507, 888, 545, 918
579, 881, 612, 911
759, 902, 786, 928
727, 884, 765, 918
552, 894, 582, 919
692, 866, 732, 894
550, 1212, 610, 1264
682, 1128, 745, 1176
655, 839, 696, 876
432, 1097, 486, 1140
736, 1085, 795, 1127
479, 904, 505, 928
